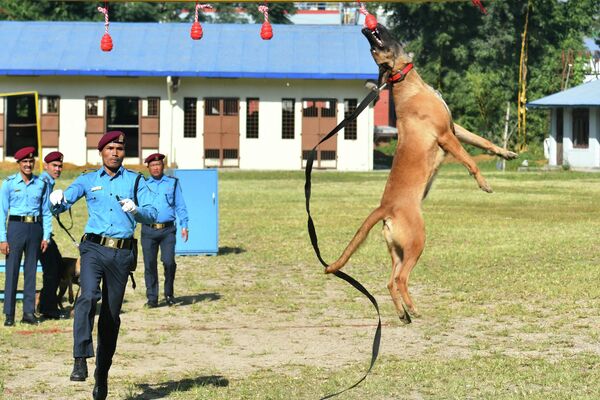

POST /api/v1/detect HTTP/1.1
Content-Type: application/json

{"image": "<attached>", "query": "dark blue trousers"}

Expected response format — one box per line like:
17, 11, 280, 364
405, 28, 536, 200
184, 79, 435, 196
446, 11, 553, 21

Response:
39, 237, 63, 314
141, 224, 177, 302
73, 240, 134, 372
3, 221, 42, 316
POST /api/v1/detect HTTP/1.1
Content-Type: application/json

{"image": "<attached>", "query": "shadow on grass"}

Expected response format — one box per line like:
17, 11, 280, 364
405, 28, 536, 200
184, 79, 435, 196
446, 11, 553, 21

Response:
218, 246, 246, 255
177, 292, 221, 305
126, 375, 229, 399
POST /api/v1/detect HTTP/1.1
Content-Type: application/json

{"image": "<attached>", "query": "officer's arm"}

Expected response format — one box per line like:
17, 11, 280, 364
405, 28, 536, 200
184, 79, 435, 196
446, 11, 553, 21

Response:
0, 180, 10, 242
41, 182, 52, 241
133, 179, 158, 224
174, 181, 189, 229
53, 174, 86, 214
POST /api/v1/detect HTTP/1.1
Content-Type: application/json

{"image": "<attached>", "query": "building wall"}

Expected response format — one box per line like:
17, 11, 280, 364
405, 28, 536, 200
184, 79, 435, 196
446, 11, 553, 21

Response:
0, 76, 374, 171
551, 106, 600, 168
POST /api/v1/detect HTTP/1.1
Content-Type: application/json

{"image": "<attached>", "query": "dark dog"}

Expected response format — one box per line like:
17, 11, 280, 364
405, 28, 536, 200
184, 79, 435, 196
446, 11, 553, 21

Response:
325, 24, 517, 323
57, 257, 81, 314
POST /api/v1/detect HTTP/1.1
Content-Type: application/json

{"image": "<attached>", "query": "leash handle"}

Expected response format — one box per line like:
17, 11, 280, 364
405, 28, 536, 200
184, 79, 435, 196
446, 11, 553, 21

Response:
54, 211, 79, 248
304, 87, 382, 399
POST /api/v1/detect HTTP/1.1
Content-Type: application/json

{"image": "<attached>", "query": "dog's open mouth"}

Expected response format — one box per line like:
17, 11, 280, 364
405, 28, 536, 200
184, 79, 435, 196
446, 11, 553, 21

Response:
362, 26, 384, 49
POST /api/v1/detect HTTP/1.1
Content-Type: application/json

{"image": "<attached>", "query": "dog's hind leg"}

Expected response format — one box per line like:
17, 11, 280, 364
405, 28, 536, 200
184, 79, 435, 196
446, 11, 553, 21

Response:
393, 211, 425, 320
438, 129, 493, 193
383, 218, 410, 323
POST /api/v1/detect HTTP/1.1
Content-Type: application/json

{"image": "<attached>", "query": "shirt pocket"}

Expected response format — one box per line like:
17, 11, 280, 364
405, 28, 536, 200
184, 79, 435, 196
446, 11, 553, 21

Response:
165, 190, 175, 206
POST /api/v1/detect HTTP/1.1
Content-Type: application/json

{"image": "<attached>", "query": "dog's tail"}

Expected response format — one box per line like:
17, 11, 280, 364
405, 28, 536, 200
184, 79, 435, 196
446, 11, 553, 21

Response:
325, 207, 386, 274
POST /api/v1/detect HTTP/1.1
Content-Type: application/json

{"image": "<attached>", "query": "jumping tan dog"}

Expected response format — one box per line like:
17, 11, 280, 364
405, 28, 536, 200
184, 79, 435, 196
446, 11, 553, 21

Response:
325, 24, 517, 323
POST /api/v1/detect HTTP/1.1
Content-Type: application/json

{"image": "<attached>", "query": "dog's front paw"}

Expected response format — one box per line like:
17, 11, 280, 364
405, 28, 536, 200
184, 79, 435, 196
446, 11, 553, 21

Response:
502, 150, 518, 160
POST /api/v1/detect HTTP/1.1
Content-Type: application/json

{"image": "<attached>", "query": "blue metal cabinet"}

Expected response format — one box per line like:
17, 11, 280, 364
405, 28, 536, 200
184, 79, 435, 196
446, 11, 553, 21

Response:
174, 169, 219, 255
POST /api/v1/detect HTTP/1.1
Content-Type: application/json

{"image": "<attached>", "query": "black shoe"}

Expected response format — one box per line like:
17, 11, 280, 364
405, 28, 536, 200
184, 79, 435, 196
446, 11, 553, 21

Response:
21, 313, 40, 325
4, 315, 15, 327
93, 369, 108, 400
165, 295, 176, 306
70, 357, 88, 381
41, 310, 68, 320
144, 300, 158, 308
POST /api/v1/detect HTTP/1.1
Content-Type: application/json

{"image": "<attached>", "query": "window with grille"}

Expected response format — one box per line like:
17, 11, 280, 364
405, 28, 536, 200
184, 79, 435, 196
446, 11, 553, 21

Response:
223, 149, 238, 159
224, 98, 239, 116
321, 100, 336, 118
46, 96, 59, 114
205, 98, 220, 116
246, 98, 259, 138
321, 150, 336, 161
303, 100, 318, 117
184, 97, 197, 138
344, 99, 357, 140
282, 99, 295, 139
573, 108, 589, 148
86, 97, 98, 116
205, 149, 219, 159
147, 97, 159, 116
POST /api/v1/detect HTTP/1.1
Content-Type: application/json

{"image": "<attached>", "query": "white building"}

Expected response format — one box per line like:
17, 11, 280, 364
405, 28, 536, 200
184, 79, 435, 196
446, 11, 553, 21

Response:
528, 79, 600, 169
0, 21, 379, 171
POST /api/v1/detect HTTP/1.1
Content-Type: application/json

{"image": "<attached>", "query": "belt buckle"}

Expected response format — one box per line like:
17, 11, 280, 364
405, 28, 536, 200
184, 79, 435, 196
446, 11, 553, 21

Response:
24, 216, 34, 223
105, 238, 117, 249
155, 223, 165, 229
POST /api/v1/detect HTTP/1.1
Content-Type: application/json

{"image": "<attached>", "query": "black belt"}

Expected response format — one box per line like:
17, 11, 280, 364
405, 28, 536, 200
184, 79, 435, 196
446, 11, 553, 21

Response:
145, 221, 175, 229
9, 215, 40, 223
83, 233, 134, 250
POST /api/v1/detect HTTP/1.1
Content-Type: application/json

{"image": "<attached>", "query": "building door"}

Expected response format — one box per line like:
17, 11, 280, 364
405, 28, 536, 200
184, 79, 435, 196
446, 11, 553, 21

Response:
302, 99, 337, 169
556, 108, 563, 165
203, 98, 239, 168
5, 94, 38, 157
106, 97, 140, 158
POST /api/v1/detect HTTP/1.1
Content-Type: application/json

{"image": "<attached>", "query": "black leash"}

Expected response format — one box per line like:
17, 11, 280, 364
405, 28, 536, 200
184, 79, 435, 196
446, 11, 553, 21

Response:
54, 209, 79, 248
304, 84, 385, 399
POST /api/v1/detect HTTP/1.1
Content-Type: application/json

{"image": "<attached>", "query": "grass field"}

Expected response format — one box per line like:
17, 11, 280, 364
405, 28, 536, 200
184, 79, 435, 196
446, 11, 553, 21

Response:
2, 164, 600, 399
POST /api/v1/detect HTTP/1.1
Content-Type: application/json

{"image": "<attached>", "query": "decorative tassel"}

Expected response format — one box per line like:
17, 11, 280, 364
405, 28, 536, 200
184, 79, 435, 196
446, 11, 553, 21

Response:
190, 3, 211, 40
98, 3, 113, 52
258, 5, 273, 40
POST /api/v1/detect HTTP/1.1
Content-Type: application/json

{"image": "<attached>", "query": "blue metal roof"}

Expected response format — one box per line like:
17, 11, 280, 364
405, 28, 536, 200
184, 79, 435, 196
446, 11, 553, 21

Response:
527, 79, 600, 108
0, 21, 378, 80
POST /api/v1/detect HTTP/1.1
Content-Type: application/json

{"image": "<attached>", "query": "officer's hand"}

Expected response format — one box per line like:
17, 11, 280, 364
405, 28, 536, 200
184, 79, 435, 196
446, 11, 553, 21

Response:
0, 242, 9, 255
40, 240, 48, 253
181, 228, 189, 243
49, 189, 65, 206
119, 198, 138, 214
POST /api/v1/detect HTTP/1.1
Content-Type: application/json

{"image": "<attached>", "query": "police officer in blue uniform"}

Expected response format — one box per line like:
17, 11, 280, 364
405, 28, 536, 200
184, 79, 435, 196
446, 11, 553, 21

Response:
141, 153, 189, 308
0, 146, 52, 327
38, 151, 68, 319
50, 131, 157, 400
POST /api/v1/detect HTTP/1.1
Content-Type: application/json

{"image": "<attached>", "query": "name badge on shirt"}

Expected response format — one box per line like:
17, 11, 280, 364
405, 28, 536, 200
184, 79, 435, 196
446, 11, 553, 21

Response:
91, 186, 102, 192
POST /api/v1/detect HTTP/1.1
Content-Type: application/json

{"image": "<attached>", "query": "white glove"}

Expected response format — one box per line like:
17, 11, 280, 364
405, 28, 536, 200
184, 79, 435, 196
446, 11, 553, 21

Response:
119, 198, 138, 214
49, 189, 65, 206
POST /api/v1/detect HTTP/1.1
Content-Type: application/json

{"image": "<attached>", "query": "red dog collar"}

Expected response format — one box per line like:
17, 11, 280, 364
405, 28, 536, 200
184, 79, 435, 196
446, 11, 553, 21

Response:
388, 63, 414, 83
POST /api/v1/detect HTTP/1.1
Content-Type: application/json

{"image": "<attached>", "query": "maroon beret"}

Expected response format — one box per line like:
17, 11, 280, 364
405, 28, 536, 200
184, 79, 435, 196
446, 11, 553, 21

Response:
144, 153, 165, 164
14, 146, 36, 162
44, 151, 64, 163
97, 131, 125, 151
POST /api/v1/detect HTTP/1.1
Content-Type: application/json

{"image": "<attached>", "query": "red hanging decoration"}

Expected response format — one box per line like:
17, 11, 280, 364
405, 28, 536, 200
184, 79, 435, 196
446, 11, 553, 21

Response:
471, 0, 487, 14
190, 3, 211, 40
97, 4, 113, 52
358, 2, 377, 31
258, 5, 273, 40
